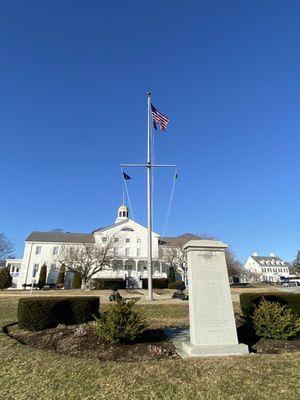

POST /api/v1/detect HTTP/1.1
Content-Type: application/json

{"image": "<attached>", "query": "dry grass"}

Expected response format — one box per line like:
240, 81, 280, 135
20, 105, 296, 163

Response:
0, 296, 299, 399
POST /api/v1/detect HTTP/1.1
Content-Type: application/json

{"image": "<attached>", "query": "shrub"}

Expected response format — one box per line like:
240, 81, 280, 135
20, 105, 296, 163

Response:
142, 278, 168, 289
56, 265, 65, 285
168, 266, 176, 283
252, 299, 300, 340
240, 292, 300, 320
38, 263, 47, 286
91, 278, 126, 290
18, 297, 100, 331
72, 271, 82, 289
95, 299, 147, 343
0, 267, 12, 290
168, 280, 184, 289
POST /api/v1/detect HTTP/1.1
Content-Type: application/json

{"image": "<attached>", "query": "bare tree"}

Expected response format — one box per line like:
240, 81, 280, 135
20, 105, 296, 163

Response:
161, 233, 243, 284
0, 233, 14, 265
57, 237, 120, 289
225, 250, 242, 282
161, 246, 187, 283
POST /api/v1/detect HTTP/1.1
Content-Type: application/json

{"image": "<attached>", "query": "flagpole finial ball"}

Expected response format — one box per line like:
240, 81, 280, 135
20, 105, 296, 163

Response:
147, 91, 151, 96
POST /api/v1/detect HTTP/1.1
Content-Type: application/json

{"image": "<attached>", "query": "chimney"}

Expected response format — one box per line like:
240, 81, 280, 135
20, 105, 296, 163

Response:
252, 252, 258, 257
270, 253, 275, 257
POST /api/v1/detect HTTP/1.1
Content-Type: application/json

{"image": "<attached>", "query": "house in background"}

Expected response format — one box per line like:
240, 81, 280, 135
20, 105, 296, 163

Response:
244, 252, 290, 283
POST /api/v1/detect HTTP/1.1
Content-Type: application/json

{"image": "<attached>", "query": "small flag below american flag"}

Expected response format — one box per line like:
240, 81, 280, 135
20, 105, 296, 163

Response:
151, 104, 169, 131
123, 172, 131, 180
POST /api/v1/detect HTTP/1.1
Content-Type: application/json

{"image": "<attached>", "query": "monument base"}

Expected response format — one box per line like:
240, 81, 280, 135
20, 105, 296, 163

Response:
179, 341, 249, 358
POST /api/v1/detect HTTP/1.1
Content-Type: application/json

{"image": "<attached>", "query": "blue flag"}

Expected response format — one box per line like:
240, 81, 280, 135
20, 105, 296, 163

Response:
123, 172, 131, 180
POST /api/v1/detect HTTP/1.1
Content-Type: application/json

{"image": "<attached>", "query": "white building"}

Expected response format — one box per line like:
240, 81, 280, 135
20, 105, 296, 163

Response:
13, 204, 172, 289
244, 252, 290, 283
4, 259, 22, 288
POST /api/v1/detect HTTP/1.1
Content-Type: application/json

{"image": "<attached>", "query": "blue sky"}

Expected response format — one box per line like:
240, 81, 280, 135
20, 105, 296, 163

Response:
1, 1, 299, 262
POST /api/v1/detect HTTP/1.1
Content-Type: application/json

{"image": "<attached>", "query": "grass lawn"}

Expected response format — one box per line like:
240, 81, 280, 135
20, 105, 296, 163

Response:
0, 295, 299, 400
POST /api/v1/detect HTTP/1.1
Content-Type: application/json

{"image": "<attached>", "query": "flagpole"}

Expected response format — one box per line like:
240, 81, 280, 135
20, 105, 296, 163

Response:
147, 91, 153, 301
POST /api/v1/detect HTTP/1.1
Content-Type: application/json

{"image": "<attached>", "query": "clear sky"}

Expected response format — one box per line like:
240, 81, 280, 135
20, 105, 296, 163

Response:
1, 1, 299, 262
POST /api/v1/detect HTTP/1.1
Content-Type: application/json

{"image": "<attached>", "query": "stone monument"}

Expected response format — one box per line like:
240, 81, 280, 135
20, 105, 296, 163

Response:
180, 240, 248, 357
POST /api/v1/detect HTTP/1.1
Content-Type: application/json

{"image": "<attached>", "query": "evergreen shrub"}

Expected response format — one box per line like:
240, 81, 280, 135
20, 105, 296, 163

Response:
56, 265, 65, 286
91, 278, 126, 290
142, 278, 168, 289
72, 271, 82, 289
18, 296, 100, 331
95, 299, 147, 343
168, 280, 184, 289
0, 267, 12, 290
37, 263, 47, 287
252, 299, 300, 339
168, 266, 176, 283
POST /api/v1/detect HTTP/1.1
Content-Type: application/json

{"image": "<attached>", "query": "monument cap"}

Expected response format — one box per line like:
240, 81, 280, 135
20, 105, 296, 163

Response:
183, 240, 228, 251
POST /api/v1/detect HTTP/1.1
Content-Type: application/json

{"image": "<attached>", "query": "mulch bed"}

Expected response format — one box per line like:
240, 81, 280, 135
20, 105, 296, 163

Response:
253, 338, 300, 354
9, 324, 179, 362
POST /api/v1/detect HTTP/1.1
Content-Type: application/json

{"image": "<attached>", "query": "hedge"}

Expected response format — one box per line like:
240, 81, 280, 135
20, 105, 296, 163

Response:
91, 278, 126, 290
142, 278, 168, 289
240, 292, 300, 320
18, 296, 100, 331
168, 280, 184, 289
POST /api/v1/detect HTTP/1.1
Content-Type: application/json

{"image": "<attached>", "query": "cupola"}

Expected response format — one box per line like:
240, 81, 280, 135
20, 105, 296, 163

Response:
115, 204, 129, 222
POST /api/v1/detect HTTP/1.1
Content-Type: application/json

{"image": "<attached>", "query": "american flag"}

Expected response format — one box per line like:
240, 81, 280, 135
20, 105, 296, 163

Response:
151, 104, 169, 131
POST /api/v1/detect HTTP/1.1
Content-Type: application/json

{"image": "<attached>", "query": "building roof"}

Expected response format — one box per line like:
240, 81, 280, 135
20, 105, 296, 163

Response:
26, 231, 95, 243
251, 255, 289, 266
159, 236, 191, 247
92, 219, 128, 233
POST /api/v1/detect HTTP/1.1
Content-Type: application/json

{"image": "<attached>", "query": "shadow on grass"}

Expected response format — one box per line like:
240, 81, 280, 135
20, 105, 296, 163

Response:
237, 322, 259, 352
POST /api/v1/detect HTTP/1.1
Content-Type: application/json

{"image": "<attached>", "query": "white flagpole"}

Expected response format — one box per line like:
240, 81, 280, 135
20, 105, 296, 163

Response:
147, 91, 153, 301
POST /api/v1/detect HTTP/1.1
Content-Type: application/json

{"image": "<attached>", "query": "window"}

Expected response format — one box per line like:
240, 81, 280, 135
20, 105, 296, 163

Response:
102, 237, 107, 242
32, 264, 39, 278
114, 237, 119, 242
126, 238, 130, 243
125, 248, 130, 256
16, 267, 19, 273
137, 248, 141, 257
52, 246, 59, 256
50, 263, 56, 270
119, 211, 122, 217
262, 268, 266, 272
137, 238, 141, 244
35, 246, 42, 255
